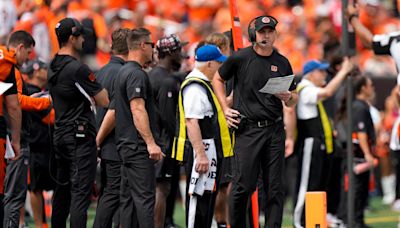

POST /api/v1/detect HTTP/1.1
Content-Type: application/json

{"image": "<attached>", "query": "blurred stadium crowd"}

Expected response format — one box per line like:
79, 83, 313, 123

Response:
1, 0, 400, 227
1, 0, 400, 74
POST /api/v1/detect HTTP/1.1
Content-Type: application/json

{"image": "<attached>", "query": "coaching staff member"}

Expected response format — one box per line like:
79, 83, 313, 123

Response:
48, 17, 109, 228
94, 28, 130, 228
114, 28, 163, 228
213, 15, 298, 228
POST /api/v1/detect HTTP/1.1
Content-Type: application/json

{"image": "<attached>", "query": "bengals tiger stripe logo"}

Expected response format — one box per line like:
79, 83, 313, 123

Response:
88, 73, 96, 82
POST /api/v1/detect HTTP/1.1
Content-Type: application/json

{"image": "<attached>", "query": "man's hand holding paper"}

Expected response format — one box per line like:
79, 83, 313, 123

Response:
258, 74, 295, 94
275, 91, 292, 102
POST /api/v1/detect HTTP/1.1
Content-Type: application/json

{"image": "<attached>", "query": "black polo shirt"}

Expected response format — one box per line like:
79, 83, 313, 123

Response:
95, 56, 125, 161
352, 99, 376, 158
148, 66, 180, 155
48, 54, 103, 140
26, 84, 52, 152
218, 46, 296, 121
114, 61, 160, 161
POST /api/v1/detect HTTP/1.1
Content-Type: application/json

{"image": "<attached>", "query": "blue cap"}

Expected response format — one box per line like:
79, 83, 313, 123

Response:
195, 44, 227, 63
303, 60, 330, 75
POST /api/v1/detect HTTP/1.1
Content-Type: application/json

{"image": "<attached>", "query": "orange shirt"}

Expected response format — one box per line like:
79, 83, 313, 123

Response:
154, 0, 186, 22
15, 69, 51, 112
42, 108, 55, 125
106, 0, 128, 9
0, 46, 17, 116
186, 0, 223, 22
68, 8, 108, 39
0, 46, 17, 82
213, 7, 231, 32
48, 12, 66, 57
237, 0, 263, 33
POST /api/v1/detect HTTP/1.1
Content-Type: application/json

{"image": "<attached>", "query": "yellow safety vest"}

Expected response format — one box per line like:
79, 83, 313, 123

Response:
296, 84, 334, 154
172, 77, 233, 162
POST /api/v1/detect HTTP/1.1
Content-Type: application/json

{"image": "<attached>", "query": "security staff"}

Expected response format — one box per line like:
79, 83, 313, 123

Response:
293, 59, 353, 228
149, 34, 186, 228
213, 15, 298, 228
94, 28, 130, 228
21, 59, 55, 228
338, 76, 376, 228
113, 27, 163, 228
172, 44, 231, 228
204, 32, 232, 228
0, 34, 24, 227
48, 17, 109, 228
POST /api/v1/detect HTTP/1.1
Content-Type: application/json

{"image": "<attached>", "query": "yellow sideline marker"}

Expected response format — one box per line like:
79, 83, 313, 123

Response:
306, 192, 327, 228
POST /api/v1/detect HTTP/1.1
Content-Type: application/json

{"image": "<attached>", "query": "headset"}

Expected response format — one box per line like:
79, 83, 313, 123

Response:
247, 15, 278, 43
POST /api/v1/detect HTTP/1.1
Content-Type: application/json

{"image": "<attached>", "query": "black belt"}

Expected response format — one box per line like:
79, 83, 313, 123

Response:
247, 117, 282, 128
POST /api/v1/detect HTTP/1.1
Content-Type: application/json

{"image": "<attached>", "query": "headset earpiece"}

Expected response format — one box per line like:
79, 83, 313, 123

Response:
248, 16, 265, 43
248, 17, 258, 43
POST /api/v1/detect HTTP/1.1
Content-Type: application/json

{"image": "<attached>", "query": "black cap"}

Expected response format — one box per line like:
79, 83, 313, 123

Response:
21, 59, 47, 75
55, 17, 88, 43
255, 16, 278, 31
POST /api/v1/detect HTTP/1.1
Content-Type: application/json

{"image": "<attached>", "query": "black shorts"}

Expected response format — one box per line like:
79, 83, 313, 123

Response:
219, 156, 235, 185
29, 151, 56, 191
155, 156, 176, 181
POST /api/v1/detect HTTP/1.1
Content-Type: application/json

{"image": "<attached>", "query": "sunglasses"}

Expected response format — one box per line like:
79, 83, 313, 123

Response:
144, 42, 155, 48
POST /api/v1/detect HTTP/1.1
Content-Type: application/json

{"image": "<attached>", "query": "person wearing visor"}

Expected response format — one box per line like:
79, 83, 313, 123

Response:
293, 59, 354, 228
47, 17, 109, 228
213, 16, 297, 227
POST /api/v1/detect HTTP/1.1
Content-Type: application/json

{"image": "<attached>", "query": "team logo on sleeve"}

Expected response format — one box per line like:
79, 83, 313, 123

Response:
88, 73, 96, 82
271, 65, 278, 72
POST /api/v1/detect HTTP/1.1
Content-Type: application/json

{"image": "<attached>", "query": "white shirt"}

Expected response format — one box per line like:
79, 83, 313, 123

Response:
369, 105, 381, 125
390, 117, 400, 150
0, 0, 17, 38
182, 68, 214, 119
388, 36, 400, 85
296, 79, 322, 120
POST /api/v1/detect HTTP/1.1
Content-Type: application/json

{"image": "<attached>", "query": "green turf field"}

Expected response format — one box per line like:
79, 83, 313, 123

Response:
26, 196, 399, 227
